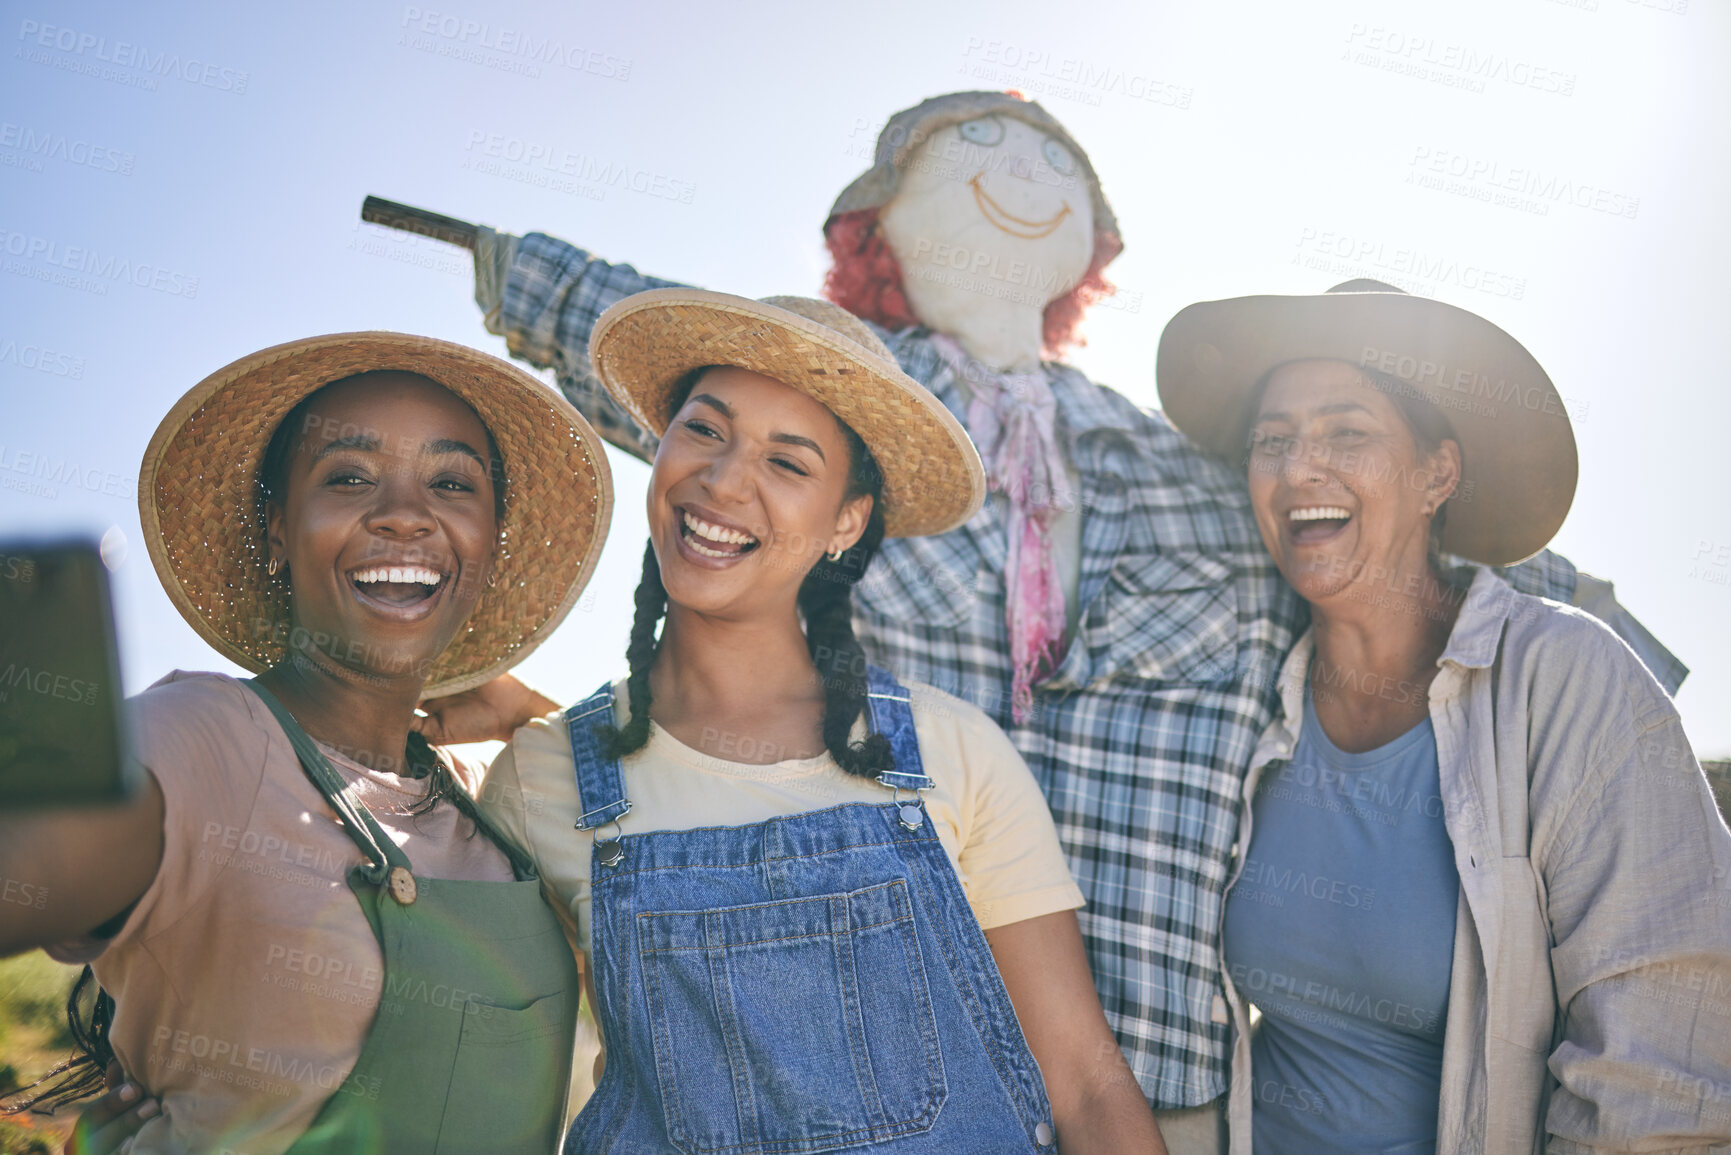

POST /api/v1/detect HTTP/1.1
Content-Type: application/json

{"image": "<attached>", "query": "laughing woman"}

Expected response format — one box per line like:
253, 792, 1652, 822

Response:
468, 290, 1165, 1153
1157, 285, 1731, 1153
0, 334, 611, 1153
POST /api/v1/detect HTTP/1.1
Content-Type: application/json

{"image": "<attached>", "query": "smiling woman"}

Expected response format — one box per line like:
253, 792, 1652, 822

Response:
1156, 285, 1731, 1152
0, 333, 612, 1154
451, 288, 1169, 1153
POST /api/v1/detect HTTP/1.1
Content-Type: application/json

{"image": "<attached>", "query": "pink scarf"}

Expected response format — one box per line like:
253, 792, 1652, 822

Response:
932, 335, 1074, 722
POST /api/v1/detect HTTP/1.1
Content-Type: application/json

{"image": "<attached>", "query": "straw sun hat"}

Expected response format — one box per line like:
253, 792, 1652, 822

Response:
588, 289, 986, 538
140, 332, 613, 696
1157, 283, 1578, 567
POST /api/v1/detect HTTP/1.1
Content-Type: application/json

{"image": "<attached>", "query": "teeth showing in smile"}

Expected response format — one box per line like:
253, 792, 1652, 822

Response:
352, 566, 443, 586
682, 512, 759, 559
1289, 506, 1351, 523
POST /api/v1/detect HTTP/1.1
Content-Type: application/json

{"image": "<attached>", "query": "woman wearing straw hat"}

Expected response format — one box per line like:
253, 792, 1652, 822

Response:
472, 288, 1166, 1152
1157, 285, 1731, 1152
0, 333, 612, 1153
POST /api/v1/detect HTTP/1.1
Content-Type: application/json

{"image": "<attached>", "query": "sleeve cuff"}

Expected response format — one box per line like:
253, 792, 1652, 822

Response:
971, 882, 1086, 931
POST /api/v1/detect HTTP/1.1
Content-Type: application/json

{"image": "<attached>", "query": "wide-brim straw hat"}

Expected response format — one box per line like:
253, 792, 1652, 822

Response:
1156, 283, 1577, 566
588, 289, 985, 537
140, 332, 613, 696
828, 89, 1120, 252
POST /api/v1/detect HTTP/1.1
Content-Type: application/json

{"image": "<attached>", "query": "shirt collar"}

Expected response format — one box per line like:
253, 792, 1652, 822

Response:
1265, 563, 1511, 744
1436, 564, 1515, 672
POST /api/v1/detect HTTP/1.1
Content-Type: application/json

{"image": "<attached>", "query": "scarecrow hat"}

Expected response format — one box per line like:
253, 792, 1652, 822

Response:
140, 332, 613, 695
588, 289, 985, 537
1157, 281, 1578, 566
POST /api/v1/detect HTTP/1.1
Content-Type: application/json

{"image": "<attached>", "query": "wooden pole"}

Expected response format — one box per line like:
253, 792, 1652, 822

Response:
360, 196, 479, 251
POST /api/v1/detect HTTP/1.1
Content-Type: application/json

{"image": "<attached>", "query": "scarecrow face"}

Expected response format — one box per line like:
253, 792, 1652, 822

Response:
878, 115, 1095, 319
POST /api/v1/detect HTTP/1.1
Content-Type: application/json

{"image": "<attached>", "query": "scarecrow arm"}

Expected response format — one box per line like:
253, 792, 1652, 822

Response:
360, 196, 479, 250
478, 230, 685, 464
1490, 549, 1687, 694
355, 198, 662, 462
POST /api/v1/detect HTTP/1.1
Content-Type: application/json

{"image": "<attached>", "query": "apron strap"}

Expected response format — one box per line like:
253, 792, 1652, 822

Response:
866, 666, 934, 792
247, 680, 542, 883
566, 683, 632, 831
245, 679, 405, 883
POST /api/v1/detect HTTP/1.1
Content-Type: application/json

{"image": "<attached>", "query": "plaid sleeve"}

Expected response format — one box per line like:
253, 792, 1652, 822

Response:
1480, 549, 1685, 693
1490, 546, 1578, 601
494, 232, 689, 463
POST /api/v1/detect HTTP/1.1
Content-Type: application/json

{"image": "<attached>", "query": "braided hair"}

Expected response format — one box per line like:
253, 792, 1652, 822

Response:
1, 962, 117, 1112
602, 375, 895, 778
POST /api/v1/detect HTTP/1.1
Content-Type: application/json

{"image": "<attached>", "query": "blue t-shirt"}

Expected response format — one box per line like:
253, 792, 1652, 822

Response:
1222, 689, 1459, 1153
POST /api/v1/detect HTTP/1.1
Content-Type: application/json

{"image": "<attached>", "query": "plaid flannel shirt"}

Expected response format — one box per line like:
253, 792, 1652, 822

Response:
488, 232, 1622, 1108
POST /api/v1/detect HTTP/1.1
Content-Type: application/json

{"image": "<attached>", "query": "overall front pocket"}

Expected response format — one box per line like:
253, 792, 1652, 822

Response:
638, 879, 947, 1155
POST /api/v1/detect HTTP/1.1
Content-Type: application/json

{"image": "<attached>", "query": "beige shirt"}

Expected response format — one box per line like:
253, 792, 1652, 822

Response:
1221, 568, 1731, 1154
49, 672, 513, 1155
479, 678, 1084, 957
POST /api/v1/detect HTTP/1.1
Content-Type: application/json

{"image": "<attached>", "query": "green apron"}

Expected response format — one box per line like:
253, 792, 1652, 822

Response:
247, 682, 578, 1155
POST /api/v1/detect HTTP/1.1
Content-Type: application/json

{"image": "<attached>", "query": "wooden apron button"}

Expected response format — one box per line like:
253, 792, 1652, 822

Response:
388, 866, 417, 905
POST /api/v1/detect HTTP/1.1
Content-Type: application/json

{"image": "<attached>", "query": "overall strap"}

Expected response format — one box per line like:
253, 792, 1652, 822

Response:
245, 680, 405, 884
866, 666, 934, 792
566, 682, 633, 831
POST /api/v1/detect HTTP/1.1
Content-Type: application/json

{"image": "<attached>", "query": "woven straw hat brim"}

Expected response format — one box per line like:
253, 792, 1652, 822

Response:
1156, 293, 1577, 567
588, 289, 985, 538
140, 332, 613, 697
828, 90, 1120, 250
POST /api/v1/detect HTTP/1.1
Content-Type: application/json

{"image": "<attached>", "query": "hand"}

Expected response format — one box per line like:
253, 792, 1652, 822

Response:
65, 1061, 158, 1155
414, 674, 557, 745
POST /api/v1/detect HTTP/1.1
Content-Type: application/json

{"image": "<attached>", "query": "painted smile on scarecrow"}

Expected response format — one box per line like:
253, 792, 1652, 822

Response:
969, 171, 1074, 239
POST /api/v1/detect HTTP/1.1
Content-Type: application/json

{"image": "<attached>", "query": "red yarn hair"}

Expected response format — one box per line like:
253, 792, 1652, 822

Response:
822, 208, 1122, 359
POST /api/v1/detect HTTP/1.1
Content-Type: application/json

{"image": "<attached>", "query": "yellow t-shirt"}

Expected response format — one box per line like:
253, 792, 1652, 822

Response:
478, 679, 1084, 956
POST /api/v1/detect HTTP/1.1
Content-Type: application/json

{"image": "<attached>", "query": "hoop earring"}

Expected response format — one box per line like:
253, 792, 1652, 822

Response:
267, 557, 279, 576
827, 547, 844, 563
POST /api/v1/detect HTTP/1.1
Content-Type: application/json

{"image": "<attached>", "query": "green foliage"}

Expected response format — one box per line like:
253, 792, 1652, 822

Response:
0, 1115, 55, 1154
0, 955, 78, 1051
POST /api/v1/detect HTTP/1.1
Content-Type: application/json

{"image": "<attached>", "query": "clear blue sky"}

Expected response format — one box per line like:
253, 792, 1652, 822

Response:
4, 0, 1727, 755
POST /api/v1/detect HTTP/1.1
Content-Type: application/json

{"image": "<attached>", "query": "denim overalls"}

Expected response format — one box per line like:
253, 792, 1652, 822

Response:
564, 666, 1059, 1154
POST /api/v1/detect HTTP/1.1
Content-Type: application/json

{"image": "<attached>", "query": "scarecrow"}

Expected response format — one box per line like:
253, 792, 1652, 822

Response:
368, 89, 1683, 1146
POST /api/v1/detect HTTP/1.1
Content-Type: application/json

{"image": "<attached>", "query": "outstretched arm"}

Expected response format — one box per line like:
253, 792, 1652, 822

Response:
1482, 548, 1687, 695
987, 911, 1168, 1154
476, 228, 688, 463
359, 198, 686, 463
0, 777, 164, 957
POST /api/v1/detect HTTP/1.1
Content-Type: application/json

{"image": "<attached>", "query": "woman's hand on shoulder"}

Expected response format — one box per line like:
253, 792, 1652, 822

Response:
415, 674, 558, 746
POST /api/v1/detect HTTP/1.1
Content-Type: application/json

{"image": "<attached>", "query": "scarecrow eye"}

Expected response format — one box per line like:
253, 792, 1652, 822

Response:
957, 116, 1004, 147
1042, 137, 1077, 176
